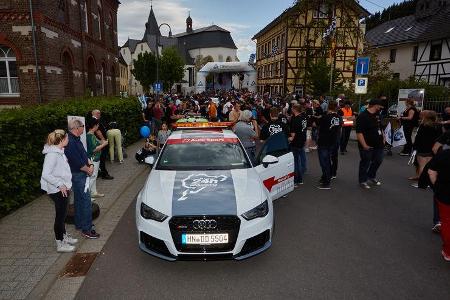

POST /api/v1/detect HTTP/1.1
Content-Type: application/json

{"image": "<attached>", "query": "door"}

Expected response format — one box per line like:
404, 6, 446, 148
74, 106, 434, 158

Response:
255, 133, 294, 200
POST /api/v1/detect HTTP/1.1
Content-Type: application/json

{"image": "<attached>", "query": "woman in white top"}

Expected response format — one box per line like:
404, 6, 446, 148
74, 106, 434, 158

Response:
40, 130, 78, 253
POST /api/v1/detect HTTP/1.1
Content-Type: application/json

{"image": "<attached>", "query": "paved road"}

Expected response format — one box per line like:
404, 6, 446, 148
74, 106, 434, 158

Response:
76, 143, 450, 300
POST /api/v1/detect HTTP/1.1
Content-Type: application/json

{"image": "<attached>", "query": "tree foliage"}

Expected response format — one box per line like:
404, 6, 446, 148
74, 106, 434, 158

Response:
160, 46, 185, 91
131, 52, 157, 92
306, 59, 343, 96
365, 0, 418, 31
195, 55, 214, 72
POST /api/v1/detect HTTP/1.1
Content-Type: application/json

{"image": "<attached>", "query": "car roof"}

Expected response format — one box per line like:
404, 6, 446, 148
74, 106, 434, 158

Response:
168, 129, 238, 141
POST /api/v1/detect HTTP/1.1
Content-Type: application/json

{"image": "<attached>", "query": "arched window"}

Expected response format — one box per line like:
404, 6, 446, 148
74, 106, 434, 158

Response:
0, 45, 19, 96
97, 7, 102, 40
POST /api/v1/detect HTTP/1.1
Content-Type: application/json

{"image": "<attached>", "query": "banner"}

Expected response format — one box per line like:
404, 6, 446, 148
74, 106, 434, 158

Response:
384, 122, 392, 145
392, 126, 407, 148
397, 89, 425, 116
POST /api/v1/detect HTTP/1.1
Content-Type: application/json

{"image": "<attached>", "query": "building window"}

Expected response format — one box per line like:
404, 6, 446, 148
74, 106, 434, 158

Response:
313, 3, 328, 19
276, 36, 280, 48
393, 73, 400, 79
429, 42, 442, 61
389, 49, 397, 63
0, 45, 19, 96
412, 46, 418, 61
57, 0, 69, 24
281, 33, 285, 49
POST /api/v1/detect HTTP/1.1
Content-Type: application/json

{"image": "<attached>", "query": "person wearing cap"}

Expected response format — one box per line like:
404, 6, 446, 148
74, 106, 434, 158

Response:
355, 98, 385, 189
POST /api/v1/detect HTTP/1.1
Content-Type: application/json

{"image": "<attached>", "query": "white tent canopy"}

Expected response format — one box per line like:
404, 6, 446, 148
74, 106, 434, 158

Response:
196, 62, 257, 93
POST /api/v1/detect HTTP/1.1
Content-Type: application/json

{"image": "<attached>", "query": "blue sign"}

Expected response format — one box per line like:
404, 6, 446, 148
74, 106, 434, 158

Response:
154, 82, 163, 93
357, 79, 366, 86
356, 57, 370, 75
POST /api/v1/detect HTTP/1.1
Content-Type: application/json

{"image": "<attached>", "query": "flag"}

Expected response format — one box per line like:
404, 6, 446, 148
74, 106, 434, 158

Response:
392, 126, 407, 148
384, 122, 392, 145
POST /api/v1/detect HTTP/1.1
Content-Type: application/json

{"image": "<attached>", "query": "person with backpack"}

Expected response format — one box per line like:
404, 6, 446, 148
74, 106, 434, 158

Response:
399, 99, 420, 156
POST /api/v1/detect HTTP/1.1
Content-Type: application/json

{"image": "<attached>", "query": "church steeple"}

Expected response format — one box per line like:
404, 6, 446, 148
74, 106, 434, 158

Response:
186, 11, 193, 33
143, 4, 161, 40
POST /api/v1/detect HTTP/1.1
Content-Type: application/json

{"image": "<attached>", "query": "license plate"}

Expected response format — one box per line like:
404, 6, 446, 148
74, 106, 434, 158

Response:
182, 233, 229, 245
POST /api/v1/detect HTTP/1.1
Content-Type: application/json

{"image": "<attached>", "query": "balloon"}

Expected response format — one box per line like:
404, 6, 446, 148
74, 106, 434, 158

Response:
140, 126, 151, 138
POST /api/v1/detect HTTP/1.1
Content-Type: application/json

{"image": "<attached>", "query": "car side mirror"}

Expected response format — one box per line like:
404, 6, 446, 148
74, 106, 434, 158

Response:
262, 155, 278, 168
144, 156, 155, 166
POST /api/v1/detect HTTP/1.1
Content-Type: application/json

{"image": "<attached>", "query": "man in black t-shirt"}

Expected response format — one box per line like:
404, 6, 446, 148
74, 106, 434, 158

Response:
355, 99, 385, 189
428, 149, 450, 262
289, 104, 308, 186
260, 107, 289, 141
317, 101, 342, 189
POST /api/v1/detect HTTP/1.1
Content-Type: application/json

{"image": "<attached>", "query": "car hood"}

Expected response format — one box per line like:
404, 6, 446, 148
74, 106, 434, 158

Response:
139, 169, 266, 216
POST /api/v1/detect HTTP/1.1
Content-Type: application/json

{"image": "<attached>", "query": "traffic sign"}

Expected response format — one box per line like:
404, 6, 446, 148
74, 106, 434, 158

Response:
154, 82, 163, 93
356, 57, 370, 75
355, 77, 368, 94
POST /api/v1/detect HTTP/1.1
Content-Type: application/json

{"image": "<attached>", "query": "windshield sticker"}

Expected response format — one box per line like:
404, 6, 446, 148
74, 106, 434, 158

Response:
172, 171, 237, 215
167, 138, 239, 144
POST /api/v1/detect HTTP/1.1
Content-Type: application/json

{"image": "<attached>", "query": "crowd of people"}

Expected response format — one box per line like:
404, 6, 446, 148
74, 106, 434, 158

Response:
39, 88, 450, 262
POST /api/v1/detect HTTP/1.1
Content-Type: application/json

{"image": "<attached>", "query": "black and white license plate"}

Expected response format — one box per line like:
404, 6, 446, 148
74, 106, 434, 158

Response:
181, 233, 229, 245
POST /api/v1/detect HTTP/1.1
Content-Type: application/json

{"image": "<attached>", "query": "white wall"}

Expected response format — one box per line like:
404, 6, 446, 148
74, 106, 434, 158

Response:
188, 47, 238, 63
376, 43, 417, 80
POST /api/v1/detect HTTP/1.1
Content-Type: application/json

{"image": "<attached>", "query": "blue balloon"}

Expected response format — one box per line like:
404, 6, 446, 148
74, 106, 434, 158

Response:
140, 126, 151, 138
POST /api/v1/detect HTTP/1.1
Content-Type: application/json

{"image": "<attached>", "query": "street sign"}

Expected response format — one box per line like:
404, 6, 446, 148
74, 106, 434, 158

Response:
355, 77, 368, 94
154, 82, 163, 93
356, 57, 370, 75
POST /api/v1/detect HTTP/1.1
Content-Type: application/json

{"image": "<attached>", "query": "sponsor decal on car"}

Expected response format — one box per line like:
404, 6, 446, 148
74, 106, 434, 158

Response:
178, 173, 228, 201
167, 138, 239, 144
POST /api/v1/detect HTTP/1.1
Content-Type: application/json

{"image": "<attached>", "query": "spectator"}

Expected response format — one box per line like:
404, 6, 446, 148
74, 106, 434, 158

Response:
339, 100, 355, 154
208, 99, 218, 121
233, 110, 259, 164
65, 119, 100, 239
229, 102, 241, 123
317, 100, 342, 189
289, 104, 308, 187
410, 110, 441, 185
86, 118, 108, 198
428, 149, 450, 262
157, 122, 171, 150
91, 109, 114, 180
40, 129, 78, 252
399, 99, 420, 156
355, 99, 385, 189
442, 106, 450, 132
260, 107, 289, 141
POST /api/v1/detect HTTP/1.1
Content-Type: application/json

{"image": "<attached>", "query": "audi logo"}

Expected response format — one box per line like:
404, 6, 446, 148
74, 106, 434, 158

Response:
192, 219, 217, 230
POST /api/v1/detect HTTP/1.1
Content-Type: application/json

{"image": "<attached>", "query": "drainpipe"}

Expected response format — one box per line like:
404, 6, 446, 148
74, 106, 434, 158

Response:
29, 0, 43, 104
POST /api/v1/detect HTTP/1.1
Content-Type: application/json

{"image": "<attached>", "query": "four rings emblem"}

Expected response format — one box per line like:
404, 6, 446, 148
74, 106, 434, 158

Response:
192, 219, 217, 230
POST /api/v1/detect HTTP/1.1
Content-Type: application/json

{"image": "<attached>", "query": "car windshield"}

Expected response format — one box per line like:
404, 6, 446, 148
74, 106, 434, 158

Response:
156, 142, 251, 170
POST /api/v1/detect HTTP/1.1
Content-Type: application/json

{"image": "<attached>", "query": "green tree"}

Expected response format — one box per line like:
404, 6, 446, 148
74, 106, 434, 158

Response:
131, 52, 157, 92
160, 46, 185, 91
306, 59, 343, 96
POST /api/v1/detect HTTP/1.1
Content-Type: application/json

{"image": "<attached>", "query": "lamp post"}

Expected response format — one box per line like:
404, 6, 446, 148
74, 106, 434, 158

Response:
156, 23, 172, 96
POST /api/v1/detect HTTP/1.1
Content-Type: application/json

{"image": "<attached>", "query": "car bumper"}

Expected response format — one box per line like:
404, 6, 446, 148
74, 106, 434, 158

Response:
136, 208, 273, 261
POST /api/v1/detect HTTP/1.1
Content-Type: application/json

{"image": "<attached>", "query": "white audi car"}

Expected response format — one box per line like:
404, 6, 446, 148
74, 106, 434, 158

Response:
136, 126, 294, 260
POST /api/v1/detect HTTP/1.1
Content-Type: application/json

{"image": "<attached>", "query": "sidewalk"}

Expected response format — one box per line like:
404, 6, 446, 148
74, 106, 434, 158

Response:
0, 141, 149, 299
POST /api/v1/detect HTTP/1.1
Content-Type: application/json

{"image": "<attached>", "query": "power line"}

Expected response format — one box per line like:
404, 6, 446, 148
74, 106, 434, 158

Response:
360, 0, 387, 10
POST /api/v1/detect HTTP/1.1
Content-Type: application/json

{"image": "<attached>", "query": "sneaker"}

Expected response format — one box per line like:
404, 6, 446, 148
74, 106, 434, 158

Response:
411, 183, 419, 188
432, 223, 441, 233
63, 233, 78, 245
441, 250, 450, 262
81, 230, 100, 239
56, 240, 75, 253
101, 174, 114, 180
360, 182, 371, 189
91, 193, 105, 198
331, 176, 337, 180
305, 148, 310, 153
317, 183, 331, 190
368, 178, 381, 186
119, 160, 124, 164
399, 152, 410, 156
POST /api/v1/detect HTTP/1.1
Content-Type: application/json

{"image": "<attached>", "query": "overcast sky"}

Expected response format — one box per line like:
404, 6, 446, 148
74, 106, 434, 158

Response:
118, 0, 404, 61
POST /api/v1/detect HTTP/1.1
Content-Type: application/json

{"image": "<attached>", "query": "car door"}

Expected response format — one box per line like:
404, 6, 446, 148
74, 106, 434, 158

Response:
254, 133, 294, 200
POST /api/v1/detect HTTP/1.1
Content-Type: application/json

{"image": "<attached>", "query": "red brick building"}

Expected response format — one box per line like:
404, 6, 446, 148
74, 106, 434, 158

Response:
0, 0, 120, 105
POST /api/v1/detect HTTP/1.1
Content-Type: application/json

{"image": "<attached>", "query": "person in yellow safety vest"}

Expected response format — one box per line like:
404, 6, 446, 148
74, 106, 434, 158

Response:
339, 100, 355, 154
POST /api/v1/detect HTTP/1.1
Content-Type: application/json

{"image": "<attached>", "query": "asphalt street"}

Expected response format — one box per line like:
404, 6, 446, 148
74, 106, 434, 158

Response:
76, 142, 450, 300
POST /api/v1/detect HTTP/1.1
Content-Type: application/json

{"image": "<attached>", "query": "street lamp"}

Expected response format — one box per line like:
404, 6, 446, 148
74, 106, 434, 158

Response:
156, 23, 172, 96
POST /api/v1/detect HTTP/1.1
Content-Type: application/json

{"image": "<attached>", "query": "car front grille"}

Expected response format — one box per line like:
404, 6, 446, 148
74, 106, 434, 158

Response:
169, 215, 240, 253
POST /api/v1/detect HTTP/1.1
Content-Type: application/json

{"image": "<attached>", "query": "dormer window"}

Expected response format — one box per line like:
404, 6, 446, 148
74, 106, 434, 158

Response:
313, 3, 328, 19
385, 27, 395, 33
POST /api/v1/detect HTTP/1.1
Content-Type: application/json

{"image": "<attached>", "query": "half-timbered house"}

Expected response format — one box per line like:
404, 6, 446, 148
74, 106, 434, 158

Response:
252, 0, 369, 95
366, 0, 450, 87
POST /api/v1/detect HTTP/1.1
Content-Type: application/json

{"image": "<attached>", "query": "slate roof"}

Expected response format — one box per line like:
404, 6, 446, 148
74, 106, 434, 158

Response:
142, 6, 161, 39
252, 0, 370, 40
118, 53, 127, 66
366, 6, 450, 48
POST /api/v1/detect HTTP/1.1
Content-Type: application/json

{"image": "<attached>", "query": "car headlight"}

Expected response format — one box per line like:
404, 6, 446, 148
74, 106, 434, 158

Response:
242, 200, 269, 221
140, 203, 168, 222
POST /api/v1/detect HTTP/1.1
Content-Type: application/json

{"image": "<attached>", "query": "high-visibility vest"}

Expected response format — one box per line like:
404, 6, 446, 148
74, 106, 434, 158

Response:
341, 107, 354, 127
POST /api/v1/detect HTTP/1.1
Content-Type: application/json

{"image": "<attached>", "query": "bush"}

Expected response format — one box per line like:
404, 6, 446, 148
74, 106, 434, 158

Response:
0, 96, 142, 216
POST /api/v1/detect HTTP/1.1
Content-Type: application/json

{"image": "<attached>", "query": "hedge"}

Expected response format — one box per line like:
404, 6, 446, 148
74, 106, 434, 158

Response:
0, 96, 142, 216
